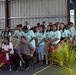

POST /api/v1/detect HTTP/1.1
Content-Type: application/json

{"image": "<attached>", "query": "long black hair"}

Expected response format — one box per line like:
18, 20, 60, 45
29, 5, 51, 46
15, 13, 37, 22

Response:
22, 26, 28, 33
59, 23, 65, 32
46, 25, 52, 32
39, 25, 45, 35
33, 26, 38, 33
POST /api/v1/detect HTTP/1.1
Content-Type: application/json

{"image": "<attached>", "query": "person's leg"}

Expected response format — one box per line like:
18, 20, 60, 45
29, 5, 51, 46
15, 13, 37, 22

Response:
38, 51, 42, 64
0, 54, 4, 64
49, 46, 54, 65
0, 54, 5, 68
37, 47, 41, 64
14, 54, 20, 70
38, 46, 42, 64
40, 46, 44, 65
22, 54, 32, 69
0, 62, 5, 68
45, 53, 48, 65
51, 54, 54, 64
44, 43, 49, 65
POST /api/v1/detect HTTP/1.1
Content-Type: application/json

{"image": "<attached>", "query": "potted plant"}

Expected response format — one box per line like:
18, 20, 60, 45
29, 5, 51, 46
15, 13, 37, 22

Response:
52, 41, 76, 75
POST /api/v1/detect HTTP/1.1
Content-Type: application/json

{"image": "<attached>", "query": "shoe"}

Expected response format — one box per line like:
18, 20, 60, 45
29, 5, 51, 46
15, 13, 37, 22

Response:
25, 66, 30, 71
40, 62, 43, 65
40, 61, 43, 65
15, 68, 19, 72
38, 61, 41, 65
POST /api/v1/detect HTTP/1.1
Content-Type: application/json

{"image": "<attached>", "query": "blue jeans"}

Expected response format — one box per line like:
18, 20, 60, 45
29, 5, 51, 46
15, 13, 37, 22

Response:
37, 45, 44, 60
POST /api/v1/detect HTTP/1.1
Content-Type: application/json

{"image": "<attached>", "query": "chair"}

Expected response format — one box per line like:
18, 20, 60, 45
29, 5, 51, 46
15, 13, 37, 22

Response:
44, 42, 49, 65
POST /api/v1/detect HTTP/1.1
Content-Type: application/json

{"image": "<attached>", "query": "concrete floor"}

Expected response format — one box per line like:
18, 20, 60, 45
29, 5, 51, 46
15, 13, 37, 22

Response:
0, 65, 62, 75
0, 65, 47, 75
36, 65, 62, 75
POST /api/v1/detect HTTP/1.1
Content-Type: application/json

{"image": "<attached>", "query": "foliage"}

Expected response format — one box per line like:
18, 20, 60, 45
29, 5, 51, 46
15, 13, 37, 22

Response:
52, 41, 76, 75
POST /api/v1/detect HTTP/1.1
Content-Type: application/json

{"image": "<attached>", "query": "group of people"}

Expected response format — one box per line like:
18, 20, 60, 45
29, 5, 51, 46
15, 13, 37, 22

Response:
0, 21, 76, 72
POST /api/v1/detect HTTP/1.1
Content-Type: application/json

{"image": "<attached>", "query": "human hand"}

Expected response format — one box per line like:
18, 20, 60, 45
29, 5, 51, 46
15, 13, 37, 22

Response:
37, 43, 40, 46
28, 53, 33, 57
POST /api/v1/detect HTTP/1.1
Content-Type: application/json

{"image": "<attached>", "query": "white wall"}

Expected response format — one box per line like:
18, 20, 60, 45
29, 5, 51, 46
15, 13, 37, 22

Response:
0, 1, 5, 29
0, 0, 67, 29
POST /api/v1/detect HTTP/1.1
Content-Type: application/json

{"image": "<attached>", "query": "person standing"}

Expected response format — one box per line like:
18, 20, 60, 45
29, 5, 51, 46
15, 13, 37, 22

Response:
48, 24, 61, 64
36, 25, 46, 65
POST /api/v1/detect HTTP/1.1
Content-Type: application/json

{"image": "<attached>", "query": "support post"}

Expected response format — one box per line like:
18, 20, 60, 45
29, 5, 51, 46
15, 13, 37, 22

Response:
5, 0, 9, 27
67, 0, 70, 24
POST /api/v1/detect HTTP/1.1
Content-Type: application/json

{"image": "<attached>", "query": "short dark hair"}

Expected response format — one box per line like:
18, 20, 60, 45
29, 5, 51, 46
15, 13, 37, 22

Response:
21, 36, 26, 40
23, 26, 28, 30
18, 24, 22, 28
42, 21, 46, 23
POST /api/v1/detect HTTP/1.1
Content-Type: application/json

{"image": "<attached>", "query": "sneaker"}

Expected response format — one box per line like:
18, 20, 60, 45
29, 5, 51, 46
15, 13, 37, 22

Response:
25, 66, 30, 71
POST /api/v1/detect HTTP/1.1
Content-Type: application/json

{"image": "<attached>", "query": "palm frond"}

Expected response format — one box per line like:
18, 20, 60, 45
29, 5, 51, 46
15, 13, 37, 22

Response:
51, 40, 76, 75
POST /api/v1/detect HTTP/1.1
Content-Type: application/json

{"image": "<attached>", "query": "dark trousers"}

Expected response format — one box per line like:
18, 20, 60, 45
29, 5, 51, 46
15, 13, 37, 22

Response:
14, 53, 32, 69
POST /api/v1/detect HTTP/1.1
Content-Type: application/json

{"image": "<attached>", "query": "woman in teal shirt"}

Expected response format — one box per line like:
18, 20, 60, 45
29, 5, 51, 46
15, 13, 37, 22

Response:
36, 25, 46, 65
59, 23, 68, 42
67, 26, 74, 44
48, 24, 61, 64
